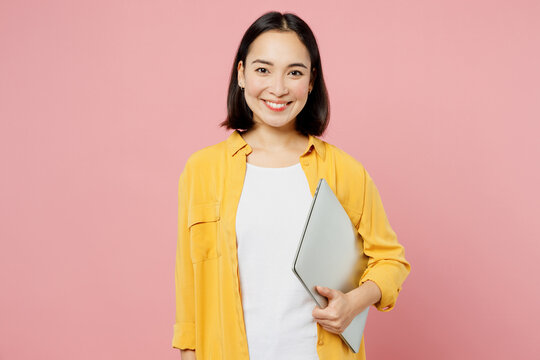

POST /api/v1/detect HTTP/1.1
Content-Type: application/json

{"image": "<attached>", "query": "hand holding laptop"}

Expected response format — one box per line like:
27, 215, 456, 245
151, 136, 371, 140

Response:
312, 282, 381, 335
292, 178, 373, 352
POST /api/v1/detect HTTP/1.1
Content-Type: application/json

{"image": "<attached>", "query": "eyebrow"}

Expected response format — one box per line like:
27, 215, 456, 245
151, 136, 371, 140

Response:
251, 59, 308, 69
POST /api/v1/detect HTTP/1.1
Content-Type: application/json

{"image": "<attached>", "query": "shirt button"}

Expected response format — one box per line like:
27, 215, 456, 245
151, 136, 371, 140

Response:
302, 160, 310, 166
318, 339, 324, 345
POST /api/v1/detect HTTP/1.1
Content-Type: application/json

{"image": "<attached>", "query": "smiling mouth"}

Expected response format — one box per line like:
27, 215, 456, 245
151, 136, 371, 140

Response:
263, 100, 292, 112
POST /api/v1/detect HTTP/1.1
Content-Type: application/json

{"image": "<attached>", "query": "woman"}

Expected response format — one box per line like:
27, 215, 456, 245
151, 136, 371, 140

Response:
172, 11, 410, 360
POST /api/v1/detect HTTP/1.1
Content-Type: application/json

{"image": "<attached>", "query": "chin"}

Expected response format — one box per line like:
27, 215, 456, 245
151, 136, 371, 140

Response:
255, 116, 294, 128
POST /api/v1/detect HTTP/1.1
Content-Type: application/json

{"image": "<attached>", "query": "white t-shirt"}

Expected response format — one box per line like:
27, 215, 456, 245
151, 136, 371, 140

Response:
236, 162, 319, 360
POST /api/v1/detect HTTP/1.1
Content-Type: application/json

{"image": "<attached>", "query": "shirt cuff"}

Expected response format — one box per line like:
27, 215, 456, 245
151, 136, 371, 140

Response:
172, 322, 196, 350
360, 262, 404, 312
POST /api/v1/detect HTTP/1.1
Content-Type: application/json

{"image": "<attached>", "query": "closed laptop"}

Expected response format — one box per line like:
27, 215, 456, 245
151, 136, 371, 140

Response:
292, 178, 370, 353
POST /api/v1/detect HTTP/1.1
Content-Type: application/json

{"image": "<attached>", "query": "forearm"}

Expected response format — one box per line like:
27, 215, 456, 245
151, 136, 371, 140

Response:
180, 349, 196, 360
346, 280, 382, 316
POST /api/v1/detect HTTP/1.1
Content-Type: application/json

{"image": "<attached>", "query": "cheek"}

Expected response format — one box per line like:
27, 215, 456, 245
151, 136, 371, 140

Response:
245, 76, 265, 97
291, 81, 310, 99
245, 85, 261, 99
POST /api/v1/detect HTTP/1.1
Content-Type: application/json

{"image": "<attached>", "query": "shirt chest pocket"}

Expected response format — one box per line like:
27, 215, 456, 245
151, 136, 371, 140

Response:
188, 201, 221, 263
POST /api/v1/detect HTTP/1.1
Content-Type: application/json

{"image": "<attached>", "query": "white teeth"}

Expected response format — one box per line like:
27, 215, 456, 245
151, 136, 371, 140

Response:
265, 100, 287, 109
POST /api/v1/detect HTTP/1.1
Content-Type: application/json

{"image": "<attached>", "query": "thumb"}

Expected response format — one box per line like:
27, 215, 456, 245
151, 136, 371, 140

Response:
316, 286, 336, 299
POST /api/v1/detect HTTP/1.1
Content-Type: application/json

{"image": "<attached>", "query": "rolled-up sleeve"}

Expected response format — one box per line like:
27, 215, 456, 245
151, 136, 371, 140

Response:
172, 170, 196, 349
357, 169, 411, 312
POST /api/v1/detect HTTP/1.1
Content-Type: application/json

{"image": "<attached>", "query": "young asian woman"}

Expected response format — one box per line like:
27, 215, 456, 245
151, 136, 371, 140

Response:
172, 11, 410, 360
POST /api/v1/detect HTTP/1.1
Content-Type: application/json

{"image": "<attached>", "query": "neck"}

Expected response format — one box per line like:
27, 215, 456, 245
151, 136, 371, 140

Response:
242, 122, 307, 152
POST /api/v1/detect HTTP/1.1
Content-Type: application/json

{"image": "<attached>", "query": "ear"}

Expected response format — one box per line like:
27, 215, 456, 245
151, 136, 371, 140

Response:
310, 67, 317, 92
237, 60, 245, 88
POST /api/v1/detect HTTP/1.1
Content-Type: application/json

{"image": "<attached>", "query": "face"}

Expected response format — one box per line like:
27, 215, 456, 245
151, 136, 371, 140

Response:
237, 30, 314, 132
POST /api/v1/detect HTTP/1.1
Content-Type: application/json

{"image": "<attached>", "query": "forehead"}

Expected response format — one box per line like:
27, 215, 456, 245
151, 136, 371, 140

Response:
246, 30, 310, 65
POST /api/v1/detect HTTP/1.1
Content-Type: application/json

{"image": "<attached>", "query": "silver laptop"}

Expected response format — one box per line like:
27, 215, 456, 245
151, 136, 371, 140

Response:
292, 178, 370, 353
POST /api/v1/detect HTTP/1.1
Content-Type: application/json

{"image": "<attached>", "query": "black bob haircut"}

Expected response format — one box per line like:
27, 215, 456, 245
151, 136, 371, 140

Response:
219, 11, 330, 137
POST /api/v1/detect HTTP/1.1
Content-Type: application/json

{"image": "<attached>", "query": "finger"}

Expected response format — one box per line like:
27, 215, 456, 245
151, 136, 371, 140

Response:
312, 305, 338, 321
317, 320, 341, 334
312, 306, 329, 320
318, 318, 347, 334
321, 324, 343, 334
316, 286, 336, 299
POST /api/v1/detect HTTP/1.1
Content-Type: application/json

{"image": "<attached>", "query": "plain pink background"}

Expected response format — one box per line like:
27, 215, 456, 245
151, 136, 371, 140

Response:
1, 0, 539, 359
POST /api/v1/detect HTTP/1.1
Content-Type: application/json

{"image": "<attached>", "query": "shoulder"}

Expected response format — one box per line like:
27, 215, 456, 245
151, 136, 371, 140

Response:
322, 139, 368, 178
179, 137, 228, 184
319, 140, 377, 221
186, 139, 227, 168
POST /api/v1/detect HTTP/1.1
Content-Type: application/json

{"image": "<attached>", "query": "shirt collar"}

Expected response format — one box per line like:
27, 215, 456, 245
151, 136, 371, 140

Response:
226, 129, 326, 160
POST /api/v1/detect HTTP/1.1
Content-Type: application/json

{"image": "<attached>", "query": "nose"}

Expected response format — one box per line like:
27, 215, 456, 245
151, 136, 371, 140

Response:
269, 75, 289, 96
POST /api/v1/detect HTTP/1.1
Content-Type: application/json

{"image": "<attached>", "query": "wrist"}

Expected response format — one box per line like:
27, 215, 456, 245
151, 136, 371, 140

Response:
347, 280, 382, 316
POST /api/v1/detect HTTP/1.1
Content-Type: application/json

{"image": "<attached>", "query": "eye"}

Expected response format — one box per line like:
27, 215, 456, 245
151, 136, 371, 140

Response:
255, 67, 268, 74
289, 70, 303, 76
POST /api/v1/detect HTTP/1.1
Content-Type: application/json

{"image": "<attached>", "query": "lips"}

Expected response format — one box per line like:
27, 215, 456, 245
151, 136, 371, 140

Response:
263, 99, 291, 112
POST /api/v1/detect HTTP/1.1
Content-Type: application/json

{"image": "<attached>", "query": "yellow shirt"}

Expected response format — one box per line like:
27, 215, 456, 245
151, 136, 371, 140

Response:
172, 130, 411, 359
